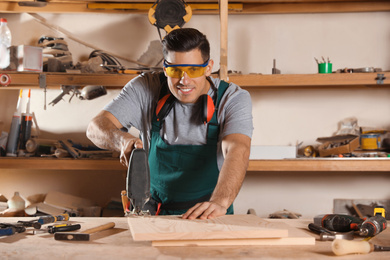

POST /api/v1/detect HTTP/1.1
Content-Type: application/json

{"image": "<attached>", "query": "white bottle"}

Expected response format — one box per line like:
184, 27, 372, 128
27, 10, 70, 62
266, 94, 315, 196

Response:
7, 191, 25, 211
0, 18, 12, 69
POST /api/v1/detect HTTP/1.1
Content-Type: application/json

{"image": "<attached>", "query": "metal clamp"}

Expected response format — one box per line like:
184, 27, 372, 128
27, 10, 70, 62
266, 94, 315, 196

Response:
39, 74, 47, 110
375, 73, 386, 84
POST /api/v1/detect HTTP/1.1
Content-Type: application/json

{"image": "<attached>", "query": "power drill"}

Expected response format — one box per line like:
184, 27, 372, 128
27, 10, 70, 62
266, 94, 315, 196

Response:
314, 214, 361, 232
314, 207, 387, 237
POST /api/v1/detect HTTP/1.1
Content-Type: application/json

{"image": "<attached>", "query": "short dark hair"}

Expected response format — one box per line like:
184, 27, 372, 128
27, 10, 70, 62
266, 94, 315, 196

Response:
162, 28, 210, 62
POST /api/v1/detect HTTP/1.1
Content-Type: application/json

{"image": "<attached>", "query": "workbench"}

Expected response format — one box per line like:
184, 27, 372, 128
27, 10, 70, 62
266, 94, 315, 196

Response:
0, 217, 389, 259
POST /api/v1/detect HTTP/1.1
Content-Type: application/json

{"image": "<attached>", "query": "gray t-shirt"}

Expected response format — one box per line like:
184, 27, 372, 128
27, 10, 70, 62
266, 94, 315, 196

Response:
104, 72, 253, 170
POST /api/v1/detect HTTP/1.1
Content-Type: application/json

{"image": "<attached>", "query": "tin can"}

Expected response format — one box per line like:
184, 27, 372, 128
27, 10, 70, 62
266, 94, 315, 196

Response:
360, 134, 381, 150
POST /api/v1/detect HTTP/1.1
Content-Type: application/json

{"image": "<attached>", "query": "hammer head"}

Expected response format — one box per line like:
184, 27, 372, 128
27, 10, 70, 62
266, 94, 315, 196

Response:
55, 232, 90, 241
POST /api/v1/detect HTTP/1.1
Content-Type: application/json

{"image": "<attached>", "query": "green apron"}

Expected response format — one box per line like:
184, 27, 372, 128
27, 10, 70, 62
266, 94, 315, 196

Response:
148, 78, 233, 215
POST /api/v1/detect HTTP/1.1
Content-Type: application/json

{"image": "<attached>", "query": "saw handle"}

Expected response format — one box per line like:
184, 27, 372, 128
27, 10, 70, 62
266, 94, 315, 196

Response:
83, 222, 115, 234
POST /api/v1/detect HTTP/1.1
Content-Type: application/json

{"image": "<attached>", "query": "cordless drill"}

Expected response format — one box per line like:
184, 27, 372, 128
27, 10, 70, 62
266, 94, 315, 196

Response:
314, 214, 361, 232
314, 208, 387, 237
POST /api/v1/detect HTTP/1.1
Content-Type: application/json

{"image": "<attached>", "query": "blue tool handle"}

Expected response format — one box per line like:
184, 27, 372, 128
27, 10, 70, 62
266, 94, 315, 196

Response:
0, 227, 15, 236
38, 213, 69, 224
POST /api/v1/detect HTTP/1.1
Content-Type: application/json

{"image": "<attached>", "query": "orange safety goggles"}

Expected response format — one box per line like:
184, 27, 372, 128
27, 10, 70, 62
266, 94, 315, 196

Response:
163, 59, 209, 78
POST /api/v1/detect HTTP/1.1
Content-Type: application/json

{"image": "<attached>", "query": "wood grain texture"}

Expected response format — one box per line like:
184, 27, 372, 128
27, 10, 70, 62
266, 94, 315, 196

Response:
128, 214, 288, 241
152, 221, 315, 246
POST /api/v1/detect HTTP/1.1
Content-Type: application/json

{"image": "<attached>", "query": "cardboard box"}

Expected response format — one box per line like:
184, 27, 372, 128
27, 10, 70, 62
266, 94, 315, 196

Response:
9, 45, 43, 72
316, 134, 359, 157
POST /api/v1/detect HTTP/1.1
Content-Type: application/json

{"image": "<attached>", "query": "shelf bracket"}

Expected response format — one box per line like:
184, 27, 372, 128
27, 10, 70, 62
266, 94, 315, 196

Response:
39, 74, 47, 110
376, 73, 386, 85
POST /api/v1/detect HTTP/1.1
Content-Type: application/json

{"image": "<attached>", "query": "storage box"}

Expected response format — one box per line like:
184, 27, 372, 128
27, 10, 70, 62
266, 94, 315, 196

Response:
9, 45, 43, 72
249, 145, 297, 159
316, 134, 359, 157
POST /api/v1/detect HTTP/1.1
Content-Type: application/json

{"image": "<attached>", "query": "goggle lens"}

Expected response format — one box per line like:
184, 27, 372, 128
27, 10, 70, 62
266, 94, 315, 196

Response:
165, 66, 205, 78
163, 60, 209, 78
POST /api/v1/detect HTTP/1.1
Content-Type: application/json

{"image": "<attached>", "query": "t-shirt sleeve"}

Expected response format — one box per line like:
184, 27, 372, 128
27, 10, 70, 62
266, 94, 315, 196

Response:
219, 85, 253, 139
104, 73, 159, 131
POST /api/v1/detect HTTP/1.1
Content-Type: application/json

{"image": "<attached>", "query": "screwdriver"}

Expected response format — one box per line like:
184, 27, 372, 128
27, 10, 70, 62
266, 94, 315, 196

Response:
332, 239, 390, 256
37, 213, 70, 225
0, 226, 15, 237
33, 224, 81, 235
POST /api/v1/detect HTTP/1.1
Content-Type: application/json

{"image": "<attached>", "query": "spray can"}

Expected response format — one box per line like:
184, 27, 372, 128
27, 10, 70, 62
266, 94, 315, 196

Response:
6, 89, 22, 156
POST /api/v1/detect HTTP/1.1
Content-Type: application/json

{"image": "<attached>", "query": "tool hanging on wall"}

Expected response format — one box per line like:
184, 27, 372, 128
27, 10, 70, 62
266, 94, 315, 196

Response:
148, 0, 192, 39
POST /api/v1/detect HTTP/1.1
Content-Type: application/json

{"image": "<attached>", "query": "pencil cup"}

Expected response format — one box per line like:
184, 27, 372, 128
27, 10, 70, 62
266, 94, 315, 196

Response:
318, 63, 332, 74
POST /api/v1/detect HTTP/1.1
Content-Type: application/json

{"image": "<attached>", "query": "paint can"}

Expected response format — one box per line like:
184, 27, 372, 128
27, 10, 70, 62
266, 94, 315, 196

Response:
360, 134, 382, 150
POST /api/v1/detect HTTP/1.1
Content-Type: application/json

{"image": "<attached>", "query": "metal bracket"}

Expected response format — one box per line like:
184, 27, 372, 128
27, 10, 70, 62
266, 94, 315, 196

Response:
375, 73, 386, 84
38, 74, 47, 110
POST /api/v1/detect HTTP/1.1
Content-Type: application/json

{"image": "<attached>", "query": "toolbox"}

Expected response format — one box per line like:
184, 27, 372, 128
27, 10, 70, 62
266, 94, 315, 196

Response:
316, 134, 359, 157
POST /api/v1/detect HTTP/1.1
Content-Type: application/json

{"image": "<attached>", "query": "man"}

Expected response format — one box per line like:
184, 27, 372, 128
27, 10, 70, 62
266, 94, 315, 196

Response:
87, 28, 253, 219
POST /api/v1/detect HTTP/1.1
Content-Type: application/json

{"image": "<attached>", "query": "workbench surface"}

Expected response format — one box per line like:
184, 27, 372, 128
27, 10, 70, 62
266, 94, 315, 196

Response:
0, 217, 389, 259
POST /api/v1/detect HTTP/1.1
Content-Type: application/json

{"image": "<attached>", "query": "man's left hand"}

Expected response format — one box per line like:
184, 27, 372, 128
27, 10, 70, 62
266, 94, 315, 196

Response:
182, 201, 227, 220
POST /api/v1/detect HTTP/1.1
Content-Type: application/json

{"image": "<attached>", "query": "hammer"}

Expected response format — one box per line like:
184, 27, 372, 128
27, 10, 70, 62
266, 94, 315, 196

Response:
54, 222, 115, 241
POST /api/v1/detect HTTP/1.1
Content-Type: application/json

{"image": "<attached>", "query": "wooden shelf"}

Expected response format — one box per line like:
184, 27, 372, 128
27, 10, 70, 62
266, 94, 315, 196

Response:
1, 157, 390, 172
0, 1, 389, 15
1, 71, 389, 89
0, 157, 127, 171
0, 72, 136, 89
231, 72, 390, 89
248, 158, 390, 172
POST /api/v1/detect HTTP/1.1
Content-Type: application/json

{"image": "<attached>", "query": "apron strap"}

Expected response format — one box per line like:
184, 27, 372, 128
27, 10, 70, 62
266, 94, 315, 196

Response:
152, 73, 231, 144
151, 72, 170, 132
207, 80, 230, 144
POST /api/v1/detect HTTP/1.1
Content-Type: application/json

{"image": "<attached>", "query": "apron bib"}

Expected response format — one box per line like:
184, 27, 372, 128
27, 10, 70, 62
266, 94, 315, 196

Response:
148, 77, 232, 215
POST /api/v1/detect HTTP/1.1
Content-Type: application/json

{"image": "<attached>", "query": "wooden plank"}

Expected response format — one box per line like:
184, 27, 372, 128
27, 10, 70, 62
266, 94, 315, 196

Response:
128, 214, 288, 241
1, 1, 389, 14
152, 221, 315, 246
219, 0, 228, 81
242, 2, 390, 14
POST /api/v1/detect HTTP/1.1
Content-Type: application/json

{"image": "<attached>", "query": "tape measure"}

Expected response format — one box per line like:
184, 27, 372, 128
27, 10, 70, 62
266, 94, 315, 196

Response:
303, 145, 317, 157
0, 73, 11, 86
148, 0, 192, 33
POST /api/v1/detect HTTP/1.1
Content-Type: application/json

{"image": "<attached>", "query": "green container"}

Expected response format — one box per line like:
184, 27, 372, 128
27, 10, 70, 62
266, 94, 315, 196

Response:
318, 63, 332, 74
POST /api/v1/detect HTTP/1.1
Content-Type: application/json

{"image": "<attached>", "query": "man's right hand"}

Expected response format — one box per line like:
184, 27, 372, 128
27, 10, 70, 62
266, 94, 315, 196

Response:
119, 137, 143, 167
87, 110, 143, 168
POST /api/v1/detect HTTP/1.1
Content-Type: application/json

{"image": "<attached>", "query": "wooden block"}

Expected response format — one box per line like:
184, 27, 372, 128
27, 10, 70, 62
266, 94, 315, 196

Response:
128, 214, 288, 242
152, 221, 315, 247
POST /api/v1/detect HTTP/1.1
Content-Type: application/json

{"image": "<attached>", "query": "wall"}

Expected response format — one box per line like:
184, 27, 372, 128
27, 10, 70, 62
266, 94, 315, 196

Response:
0, 11, 390, 217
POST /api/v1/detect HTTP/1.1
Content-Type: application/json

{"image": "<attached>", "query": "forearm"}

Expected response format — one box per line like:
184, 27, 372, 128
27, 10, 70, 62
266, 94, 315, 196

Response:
87, 115, 132, 152
87, 111, 141, 167
210, 135, 251, 209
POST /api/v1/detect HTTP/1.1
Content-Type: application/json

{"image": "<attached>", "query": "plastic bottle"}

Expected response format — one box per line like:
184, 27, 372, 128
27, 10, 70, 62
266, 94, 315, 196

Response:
0, 17, 12, 69
7, 191, 26, 211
